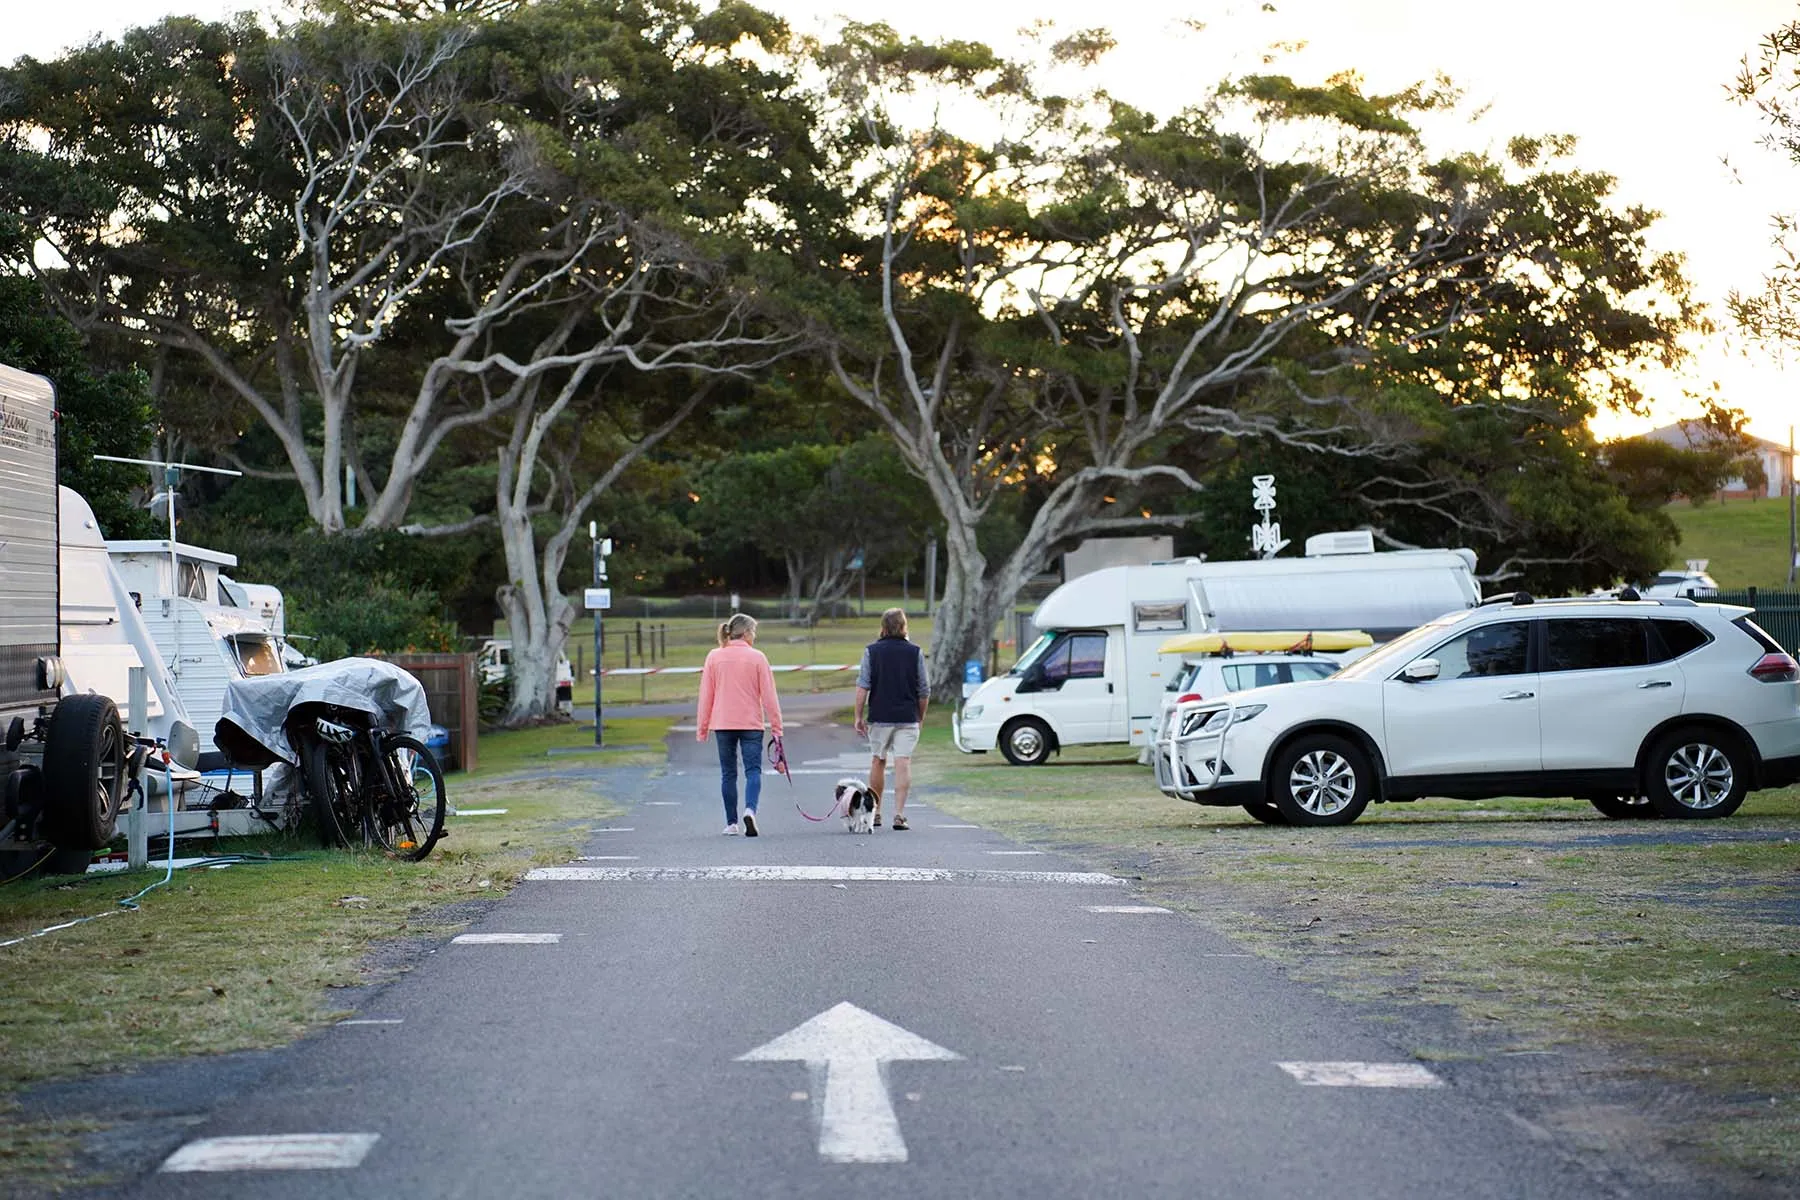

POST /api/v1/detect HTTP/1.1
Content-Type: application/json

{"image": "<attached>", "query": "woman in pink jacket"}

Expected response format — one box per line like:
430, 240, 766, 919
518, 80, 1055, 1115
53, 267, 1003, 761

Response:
696, 613, 784, 836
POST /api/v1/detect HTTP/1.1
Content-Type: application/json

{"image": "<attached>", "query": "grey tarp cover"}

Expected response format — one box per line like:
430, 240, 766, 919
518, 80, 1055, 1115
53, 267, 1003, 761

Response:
214, 657, 433, 768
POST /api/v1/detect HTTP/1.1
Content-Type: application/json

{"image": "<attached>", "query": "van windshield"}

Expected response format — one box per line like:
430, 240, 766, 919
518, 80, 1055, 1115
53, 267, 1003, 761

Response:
1333, 617, 1463, 681
234, 636, 285, 677
1010, 632, 1055, 676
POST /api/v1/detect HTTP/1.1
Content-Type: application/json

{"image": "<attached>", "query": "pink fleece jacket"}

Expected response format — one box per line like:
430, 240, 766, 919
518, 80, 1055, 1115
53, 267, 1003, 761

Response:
696, 639, 783, 739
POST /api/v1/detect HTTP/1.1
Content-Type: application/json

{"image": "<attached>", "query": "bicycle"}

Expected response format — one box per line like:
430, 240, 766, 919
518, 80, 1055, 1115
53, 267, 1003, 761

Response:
291, 705, 447, 861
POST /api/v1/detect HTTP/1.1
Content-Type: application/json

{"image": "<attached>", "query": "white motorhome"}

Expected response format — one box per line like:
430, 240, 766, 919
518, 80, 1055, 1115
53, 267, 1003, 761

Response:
953, 533, 1481, 764
108, 539, 288, 753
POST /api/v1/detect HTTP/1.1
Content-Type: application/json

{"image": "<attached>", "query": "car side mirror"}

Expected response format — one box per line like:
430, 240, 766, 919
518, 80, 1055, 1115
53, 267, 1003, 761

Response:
166, 720, 201, 770
1400, 659, 1441, 683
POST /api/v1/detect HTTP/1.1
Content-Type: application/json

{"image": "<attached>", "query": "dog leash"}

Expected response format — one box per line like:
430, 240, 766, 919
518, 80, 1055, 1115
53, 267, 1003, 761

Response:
793, 794, 844, 823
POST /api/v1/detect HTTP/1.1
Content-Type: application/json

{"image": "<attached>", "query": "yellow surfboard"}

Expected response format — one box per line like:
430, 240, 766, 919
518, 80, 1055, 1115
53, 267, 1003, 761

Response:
1156, 630, 1374, 656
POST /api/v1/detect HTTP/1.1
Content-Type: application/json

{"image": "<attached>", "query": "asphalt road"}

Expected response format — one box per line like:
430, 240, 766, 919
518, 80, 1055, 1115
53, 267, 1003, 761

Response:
96, 712, 1691, 1198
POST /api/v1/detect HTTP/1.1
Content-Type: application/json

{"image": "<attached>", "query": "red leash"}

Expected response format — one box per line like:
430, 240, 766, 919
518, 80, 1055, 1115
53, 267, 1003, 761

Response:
794, 794, 843, 823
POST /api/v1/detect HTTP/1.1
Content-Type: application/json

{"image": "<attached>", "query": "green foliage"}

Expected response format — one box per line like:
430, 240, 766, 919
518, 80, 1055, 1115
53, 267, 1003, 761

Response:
0, 274, 157, 538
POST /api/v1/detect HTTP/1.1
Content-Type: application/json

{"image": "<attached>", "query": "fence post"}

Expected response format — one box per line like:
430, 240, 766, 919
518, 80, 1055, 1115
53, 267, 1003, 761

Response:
636, 621, 643, 662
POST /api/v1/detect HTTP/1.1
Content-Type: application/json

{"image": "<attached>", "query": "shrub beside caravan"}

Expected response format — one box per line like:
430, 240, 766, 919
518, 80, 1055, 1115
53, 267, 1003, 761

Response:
952, 532, 1481, 765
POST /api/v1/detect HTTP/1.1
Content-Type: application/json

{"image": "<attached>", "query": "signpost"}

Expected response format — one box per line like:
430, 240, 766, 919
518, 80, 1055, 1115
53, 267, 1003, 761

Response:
1250, 473, 1290, 558
738, 1002, 961, 1163
587, 524, 612, 747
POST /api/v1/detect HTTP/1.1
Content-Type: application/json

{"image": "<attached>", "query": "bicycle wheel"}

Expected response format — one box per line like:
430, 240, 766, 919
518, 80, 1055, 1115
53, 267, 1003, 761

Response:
371, 735, 447, 861
301, 734, 361, 849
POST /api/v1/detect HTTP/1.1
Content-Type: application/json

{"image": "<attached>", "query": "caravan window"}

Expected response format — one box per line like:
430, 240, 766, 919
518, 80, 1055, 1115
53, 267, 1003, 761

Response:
178, 560, 208, 600
233, 636, 284, 677
1132, 601, 1187, 633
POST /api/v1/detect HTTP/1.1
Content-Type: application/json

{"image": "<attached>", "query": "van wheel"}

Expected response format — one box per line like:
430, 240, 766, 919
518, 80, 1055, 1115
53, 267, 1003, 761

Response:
1645, 728, 1748, 819
1270, 734, 1371, 827
999, 718, 1054, 767
42, 695, 127, 850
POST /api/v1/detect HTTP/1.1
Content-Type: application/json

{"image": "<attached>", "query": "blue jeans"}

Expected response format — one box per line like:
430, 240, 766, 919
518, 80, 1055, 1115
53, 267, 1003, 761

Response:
714, 730, 763, 824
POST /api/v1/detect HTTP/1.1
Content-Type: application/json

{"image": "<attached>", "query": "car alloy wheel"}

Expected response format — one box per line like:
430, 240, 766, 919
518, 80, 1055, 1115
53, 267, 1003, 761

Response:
1662, 742, 1734, 811
1288, 749, 1357, 817
999, 718, 1054, 767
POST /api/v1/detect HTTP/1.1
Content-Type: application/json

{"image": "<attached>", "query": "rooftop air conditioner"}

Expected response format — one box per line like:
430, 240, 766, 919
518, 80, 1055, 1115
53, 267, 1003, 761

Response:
1304, 530, 1376, 557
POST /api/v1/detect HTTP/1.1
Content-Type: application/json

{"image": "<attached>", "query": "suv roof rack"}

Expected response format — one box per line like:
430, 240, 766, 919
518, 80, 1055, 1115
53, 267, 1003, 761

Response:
1478, 591, 1535, 607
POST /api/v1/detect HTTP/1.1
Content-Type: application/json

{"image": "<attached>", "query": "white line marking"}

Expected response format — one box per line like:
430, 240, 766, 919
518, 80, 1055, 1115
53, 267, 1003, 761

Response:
450, 933, 562, 945
524, 865, 1126, 886
454, 808, 509, 816
160, 1134, 380, 1172
932, 824, 981, 829
594, 827, 635, 833
1085, 905, 1172, 914
644, 801, 681, 806
1277, 1062, 1445, 1088
986, 850, 1045, 856
576, 855, 640, 861
739, 1002, 959, 1163
337, 1019, 403, 1026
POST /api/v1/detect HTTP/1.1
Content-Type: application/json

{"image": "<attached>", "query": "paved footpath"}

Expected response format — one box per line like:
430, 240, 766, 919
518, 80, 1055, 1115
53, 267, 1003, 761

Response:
106, 709, 1691, 1199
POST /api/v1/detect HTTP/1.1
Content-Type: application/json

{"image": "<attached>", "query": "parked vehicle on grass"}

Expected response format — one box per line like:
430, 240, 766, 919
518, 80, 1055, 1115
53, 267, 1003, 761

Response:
0, 364, 164, 874
1642, 562, 1720, 599
954, 534, 1479, 765
1154, 595, 1800, 826
1139, 632, 1369, 761
479, 638, 575, 716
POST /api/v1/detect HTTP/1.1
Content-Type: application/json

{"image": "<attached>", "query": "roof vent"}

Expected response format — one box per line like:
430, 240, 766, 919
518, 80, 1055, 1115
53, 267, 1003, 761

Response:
1303, 530, 1376, 557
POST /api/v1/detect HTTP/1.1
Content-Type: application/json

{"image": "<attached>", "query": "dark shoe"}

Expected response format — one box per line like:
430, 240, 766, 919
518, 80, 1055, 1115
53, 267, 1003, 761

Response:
891, 815, 909, 831
742, 809, 758, 837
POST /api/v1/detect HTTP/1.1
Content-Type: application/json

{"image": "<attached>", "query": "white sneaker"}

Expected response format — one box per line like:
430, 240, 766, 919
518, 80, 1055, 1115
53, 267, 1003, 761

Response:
741, 810, 758, 838
722, 823, 740, 836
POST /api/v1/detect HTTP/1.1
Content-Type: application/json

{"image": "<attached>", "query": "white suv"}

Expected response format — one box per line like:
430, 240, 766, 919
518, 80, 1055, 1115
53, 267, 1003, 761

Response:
1154, 596, 1800, 825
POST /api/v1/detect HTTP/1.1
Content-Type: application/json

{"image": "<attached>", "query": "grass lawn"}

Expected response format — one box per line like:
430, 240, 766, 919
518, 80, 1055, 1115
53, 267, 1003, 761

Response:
1666, 499, 1797, 588
0, 717, 671, 1197
914, 710, 1800, 1181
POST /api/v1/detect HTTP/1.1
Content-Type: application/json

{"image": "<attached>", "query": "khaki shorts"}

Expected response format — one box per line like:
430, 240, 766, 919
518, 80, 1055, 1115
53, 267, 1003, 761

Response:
867, 722, 921, 760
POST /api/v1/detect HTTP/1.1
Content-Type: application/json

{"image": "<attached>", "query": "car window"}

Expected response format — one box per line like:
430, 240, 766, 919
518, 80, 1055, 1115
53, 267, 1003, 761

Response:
1290, 662, 1337, 683
1042, 633, 1106, 682
1650, 619, 1711, 660
1067, 633, 1107, 678
1426, 621, 1530, 680
1166, 662, 1202, 692
1544, 618, 1649, 672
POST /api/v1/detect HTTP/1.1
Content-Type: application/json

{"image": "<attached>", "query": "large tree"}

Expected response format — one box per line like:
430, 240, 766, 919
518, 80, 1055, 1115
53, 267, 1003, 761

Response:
795, 28, 1700, 694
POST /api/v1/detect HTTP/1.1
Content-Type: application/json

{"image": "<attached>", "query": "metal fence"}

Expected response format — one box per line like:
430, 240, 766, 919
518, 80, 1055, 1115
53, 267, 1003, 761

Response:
1708, 588, 1800, 654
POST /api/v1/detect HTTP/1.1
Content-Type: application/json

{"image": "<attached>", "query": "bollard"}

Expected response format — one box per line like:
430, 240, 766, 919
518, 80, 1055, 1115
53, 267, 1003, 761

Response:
127, 667, 148, 869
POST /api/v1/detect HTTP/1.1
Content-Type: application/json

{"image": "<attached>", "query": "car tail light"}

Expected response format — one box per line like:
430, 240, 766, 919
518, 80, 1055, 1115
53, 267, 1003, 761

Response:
1748, 652, 1799, 683
1176, 693, 1204, 703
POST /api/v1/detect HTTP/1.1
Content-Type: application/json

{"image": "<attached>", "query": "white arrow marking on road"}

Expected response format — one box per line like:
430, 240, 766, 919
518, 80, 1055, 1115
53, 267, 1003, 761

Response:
737, 1002, 960, 1163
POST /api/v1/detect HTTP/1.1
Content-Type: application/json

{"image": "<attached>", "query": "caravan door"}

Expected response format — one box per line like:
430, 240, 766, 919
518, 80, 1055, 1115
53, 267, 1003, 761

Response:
1015, 630, 1122, 745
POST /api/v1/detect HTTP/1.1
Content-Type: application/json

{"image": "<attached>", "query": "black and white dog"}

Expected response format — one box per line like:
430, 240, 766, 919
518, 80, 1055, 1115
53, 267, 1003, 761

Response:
835, 777, 878, 834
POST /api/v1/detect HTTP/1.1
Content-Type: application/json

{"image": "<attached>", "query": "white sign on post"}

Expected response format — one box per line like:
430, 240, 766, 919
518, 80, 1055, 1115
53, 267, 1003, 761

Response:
584, 587, 612, 610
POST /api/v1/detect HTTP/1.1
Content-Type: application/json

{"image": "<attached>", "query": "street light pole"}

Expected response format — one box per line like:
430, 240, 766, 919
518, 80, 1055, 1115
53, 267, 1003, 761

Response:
590, 522, 606, 747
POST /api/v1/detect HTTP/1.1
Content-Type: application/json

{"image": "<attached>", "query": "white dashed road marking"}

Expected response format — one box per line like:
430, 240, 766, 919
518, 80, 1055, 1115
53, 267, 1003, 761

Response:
594, 827, 635, 832
451, 933, 562, 945
454, 808, 509, 816
337, 1019, 403, 1026
1085, 905, 1172, 914
160, 1134, 380, 1172
526, 865, 1125, 886
644, 801, 681, 806
1277, 1062, 1445, 1088
577, 855, 640, 861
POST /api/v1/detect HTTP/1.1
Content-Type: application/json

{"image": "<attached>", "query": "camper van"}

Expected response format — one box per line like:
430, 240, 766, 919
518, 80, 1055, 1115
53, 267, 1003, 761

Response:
108, 539, 288, 753
953, 533, 1481, 765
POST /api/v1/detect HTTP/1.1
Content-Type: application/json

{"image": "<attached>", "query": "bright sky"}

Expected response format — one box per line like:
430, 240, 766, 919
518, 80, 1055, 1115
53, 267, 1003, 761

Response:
9, 0, 1799, 445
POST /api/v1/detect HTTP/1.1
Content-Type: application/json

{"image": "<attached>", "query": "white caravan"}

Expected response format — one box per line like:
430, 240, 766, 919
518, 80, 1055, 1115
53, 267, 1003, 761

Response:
952, 532, 1481, 765
108, 538, 288, 753
56, 487, 190, 743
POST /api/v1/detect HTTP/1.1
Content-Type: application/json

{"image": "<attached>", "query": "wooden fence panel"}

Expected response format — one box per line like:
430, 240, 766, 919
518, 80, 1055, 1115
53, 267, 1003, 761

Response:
374, 652, 479, 772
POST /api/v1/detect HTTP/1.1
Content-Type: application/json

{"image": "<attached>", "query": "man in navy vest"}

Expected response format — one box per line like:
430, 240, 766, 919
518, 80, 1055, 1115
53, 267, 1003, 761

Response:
852, 607, 930, 830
